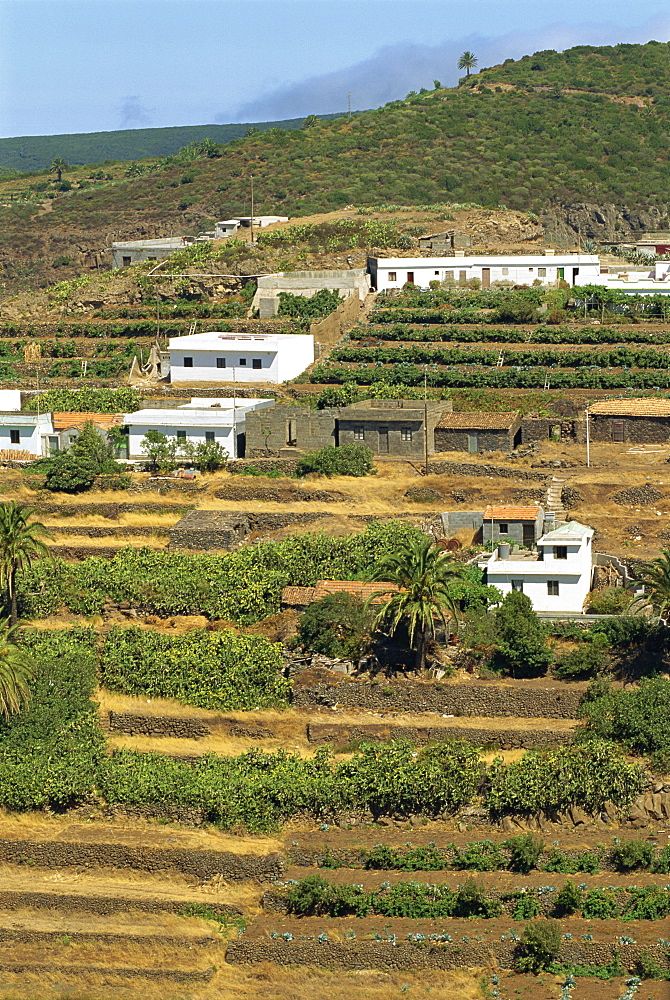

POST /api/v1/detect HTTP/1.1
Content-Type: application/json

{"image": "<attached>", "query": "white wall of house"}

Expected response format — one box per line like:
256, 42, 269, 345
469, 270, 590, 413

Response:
0, 413, 53, 457
0, 391, 21, 411
123, 399, 274, 459
478, 522, 594, 614
168, 332, 314, 384
370, 254, 601, 291
584, 261, 670, 294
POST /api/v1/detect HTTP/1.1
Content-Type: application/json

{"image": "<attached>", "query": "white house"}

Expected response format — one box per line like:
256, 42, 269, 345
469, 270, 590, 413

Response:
168, 331, 314, 384
584, 260, 670, 295
478, 520, 594, 615
214, 220, 241, 239
0, 412, 54, 458
123, 398, 274, 460
369, 253, 601, 291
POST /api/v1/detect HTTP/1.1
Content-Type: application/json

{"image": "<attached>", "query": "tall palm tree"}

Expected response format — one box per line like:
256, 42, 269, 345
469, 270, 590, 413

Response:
635, 550, 670, 620
49, 157, 70, 183
368, 536, 461, 671
0, 502, 51, 626
458, 51, 478, 78
0, 619, 33, 719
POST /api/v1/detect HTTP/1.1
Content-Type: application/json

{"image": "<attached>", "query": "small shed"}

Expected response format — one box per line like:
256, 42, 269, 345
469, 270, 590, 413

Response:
588, 399, 670, 443
482, 505, 544, 549
434, 412, 522, 453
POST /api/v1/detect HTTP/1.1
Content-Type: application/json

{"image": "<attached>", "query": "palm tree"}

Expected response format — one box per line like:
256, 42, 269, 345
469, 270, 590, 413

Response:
0, 502, 51, 626
458, 51, 478, 78
635, 550, 670, 621
0, 619, 34, 719
49, 157, 70, 183
368, 536, 461, 671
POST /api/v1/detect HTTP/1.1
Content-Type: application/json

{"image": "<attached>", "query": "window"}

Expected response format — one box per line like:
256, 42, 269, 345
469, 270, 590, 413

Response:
205, 431, 215, 443
177, 430, 186, 441
353, 426, 364, 440
554, 546, 568, 559
445, 270, 454, 281
547, 581, 559, 596
252, 358, 262, 369
239, 357, 247, 366
9, 429, 19, 444
502, 267, 509, 276
388, 271, 397, 282
401, 427, 412, 442
434, 270, 440, 276
498, 522, 508, 534
122, 256, 131, 267
538, 267, 546, 277
216, 357, 226, 369
528, 267, 534, 272
511, 580, 524, 592
183, 357, 193, 367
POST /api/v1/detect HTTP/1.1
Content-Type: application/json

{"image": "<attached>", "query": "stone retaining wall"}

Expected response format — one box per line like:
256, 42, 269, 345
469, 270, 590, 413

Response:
226, 937, 668, 973
293, 678, 584, 719
49, 526, 169, 538
108, 711, 211, 739
214, 484, 348, 503
51, 545, 128, 560
0, 961, 214, 983
0, 888, 238, 918
306, 721, 574, 749
0, 839, 284, 881
229, 459, 301, 476
424, 461, 547, 482
33, 502, 194, 520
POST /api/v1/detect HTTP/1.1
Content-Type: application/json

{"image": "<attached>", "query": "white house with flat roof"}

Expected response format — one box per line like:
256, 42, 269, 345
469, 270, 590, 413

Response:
168, 331, 314, 384
0, 412, 54, 458
585, 260, 670, 295
369, 253, 600, 291
123, 398, 274, 460
478, 520, 594, 614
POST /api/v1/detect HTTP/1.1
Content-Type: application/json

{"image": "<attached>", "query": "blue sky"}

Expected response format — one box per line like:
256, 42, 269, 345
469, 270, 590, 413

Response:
1, 0, 669, 138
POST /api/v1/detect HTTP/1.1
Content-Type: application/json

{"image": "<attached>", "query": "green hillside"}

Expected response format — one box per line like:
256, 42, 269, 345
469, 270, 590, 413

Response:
0, 114, 343, 174
1, 40, 669, 297
475, 40, 670, 99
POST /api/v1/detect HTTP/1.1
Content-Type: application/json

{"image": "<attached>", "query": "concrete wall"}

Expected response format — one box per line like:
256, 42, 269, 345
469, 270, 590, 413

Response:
254, 269, 370, 318
126, 419, 236, 459
441, 510, 484, 534
245, 405, 338, 457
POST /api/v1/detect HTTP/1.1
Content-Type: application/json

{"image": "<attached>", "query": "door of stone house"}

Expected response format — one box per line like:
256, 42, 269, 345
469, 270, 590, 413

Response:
468, 433, 479, 453
612, 420, 624, 443
482, 268, 491, 288
378, 426, 389, 453
522, 523, 535, 549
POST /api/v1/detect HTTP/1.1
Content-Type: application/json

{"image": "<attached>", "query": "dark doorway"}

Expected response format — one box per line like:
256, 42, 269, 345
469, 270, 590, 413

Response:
378, 426, 389, 453
406, 272, 414, 284
482, 268, 491, 288
612, 420, 625, 443
522, 523, 535, 549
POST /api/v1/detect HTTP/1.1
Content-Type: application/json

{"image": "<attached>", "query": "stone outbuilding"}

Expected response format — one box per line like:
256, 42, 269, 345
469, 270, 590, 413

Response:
482, 505, 545, 550
434, 411, 522, 454
587, 398, 670, 443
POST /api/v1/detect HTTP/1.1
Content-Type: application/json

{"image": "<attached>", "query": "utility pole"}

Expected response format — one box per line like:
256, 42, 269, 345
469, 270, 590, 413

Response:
423, 369, 429, 476
585, 405, 590, 468
232, 365, 237, 459
250, 175, 254, 245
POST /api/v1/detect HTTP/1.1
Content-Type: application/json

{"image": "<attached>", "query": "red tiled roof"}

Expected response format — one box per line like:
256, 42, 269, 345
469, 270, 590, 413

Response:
483, 505, 541, 521
588, 399, 670, 417
281, 586, 316, 606
313, 580, 401, 604
52, 412, 123, 432
437, 411, 520, 430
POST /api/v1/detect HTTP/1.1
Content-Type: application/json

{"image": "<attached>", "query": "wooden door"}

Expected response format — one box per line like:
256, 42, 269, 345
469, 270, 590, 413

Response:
379, 427, 389, 453
482, 267, 491, 288
612, 420, 624, 443
406, 272, 414, 284
522, 523, 535, 549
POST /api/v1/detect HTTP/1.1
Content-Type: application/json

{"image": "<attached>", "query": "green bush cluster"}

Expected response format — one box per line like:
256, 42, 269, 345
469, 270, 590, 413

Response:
332, 345, 670, 369
295, 443, 374, 478
24, 387, 141, 413
578, 677, 670, 769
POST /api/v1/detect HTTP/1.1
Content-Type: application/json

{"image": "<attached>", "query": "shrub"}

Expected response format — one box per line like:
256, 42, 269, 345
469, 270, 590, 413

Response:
504, 833, 544, 873
581, 888, 619, 919
452, 839, 505, 872
552, 880, 584, 916
552, 633, 611, 681
578, 677, 670, 769
511, 894, 541, 920
491, 591, 553, 678
587, 587, 633, 615
452, 879, 502, 918
298, 592, 375, 660
610, 839, 655, 873
515, 919, 562, 973
44, 422, 124, 493
296, 443, 374, 478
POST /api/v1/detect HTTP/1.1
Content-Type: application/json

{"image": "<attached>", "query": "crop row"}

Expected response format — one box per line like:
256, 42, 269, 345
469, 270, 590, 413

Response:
284, 875, 670, 922
352, 323, 670, 345
310, 363, 670, 389
331, 345, 670, 369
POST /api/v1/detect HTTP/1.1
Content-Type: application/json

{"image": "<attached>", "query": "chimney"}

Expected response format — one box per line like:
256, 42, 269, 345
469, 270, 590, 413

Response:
544, 249, 555, 256
454, 250, 465, 257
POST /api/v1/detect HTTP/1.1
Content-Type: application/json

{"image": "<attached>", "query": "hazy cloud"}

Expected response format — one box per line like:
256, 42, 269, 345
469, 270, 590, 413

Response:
220, 14, 670, 122
119, 95, 154, 129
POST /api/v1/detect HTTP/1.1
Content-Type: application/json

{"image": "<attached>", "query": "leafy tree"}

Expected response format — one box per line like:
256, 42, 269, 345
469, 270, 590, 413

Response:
298, 592, 375, 660
296, 443, 374, 478
0, 619, 34, 718
492, 591, 553, 678
44, 421, 123, 493
368, 536, 461, 670
0, 502, 51, 626
514, 920, 562, 973
578, 676, 670, 769
49, 157, 70, 183
552, 632, 611, 680
181, 439, 228, 473
458, 51, 478, 78
140, 430, 178, 473
302, 115, 320, 129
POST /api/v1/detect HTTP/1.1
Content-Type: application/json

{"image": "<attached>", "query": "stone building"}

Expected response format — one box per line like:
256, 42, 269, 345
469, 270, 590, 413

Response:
244, 399, 453, 459
417, 230, 472, 252
587, 399, 670, 443
252, 268, 370, 319
481, 505, 545, 549
434, 412, 521, 453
